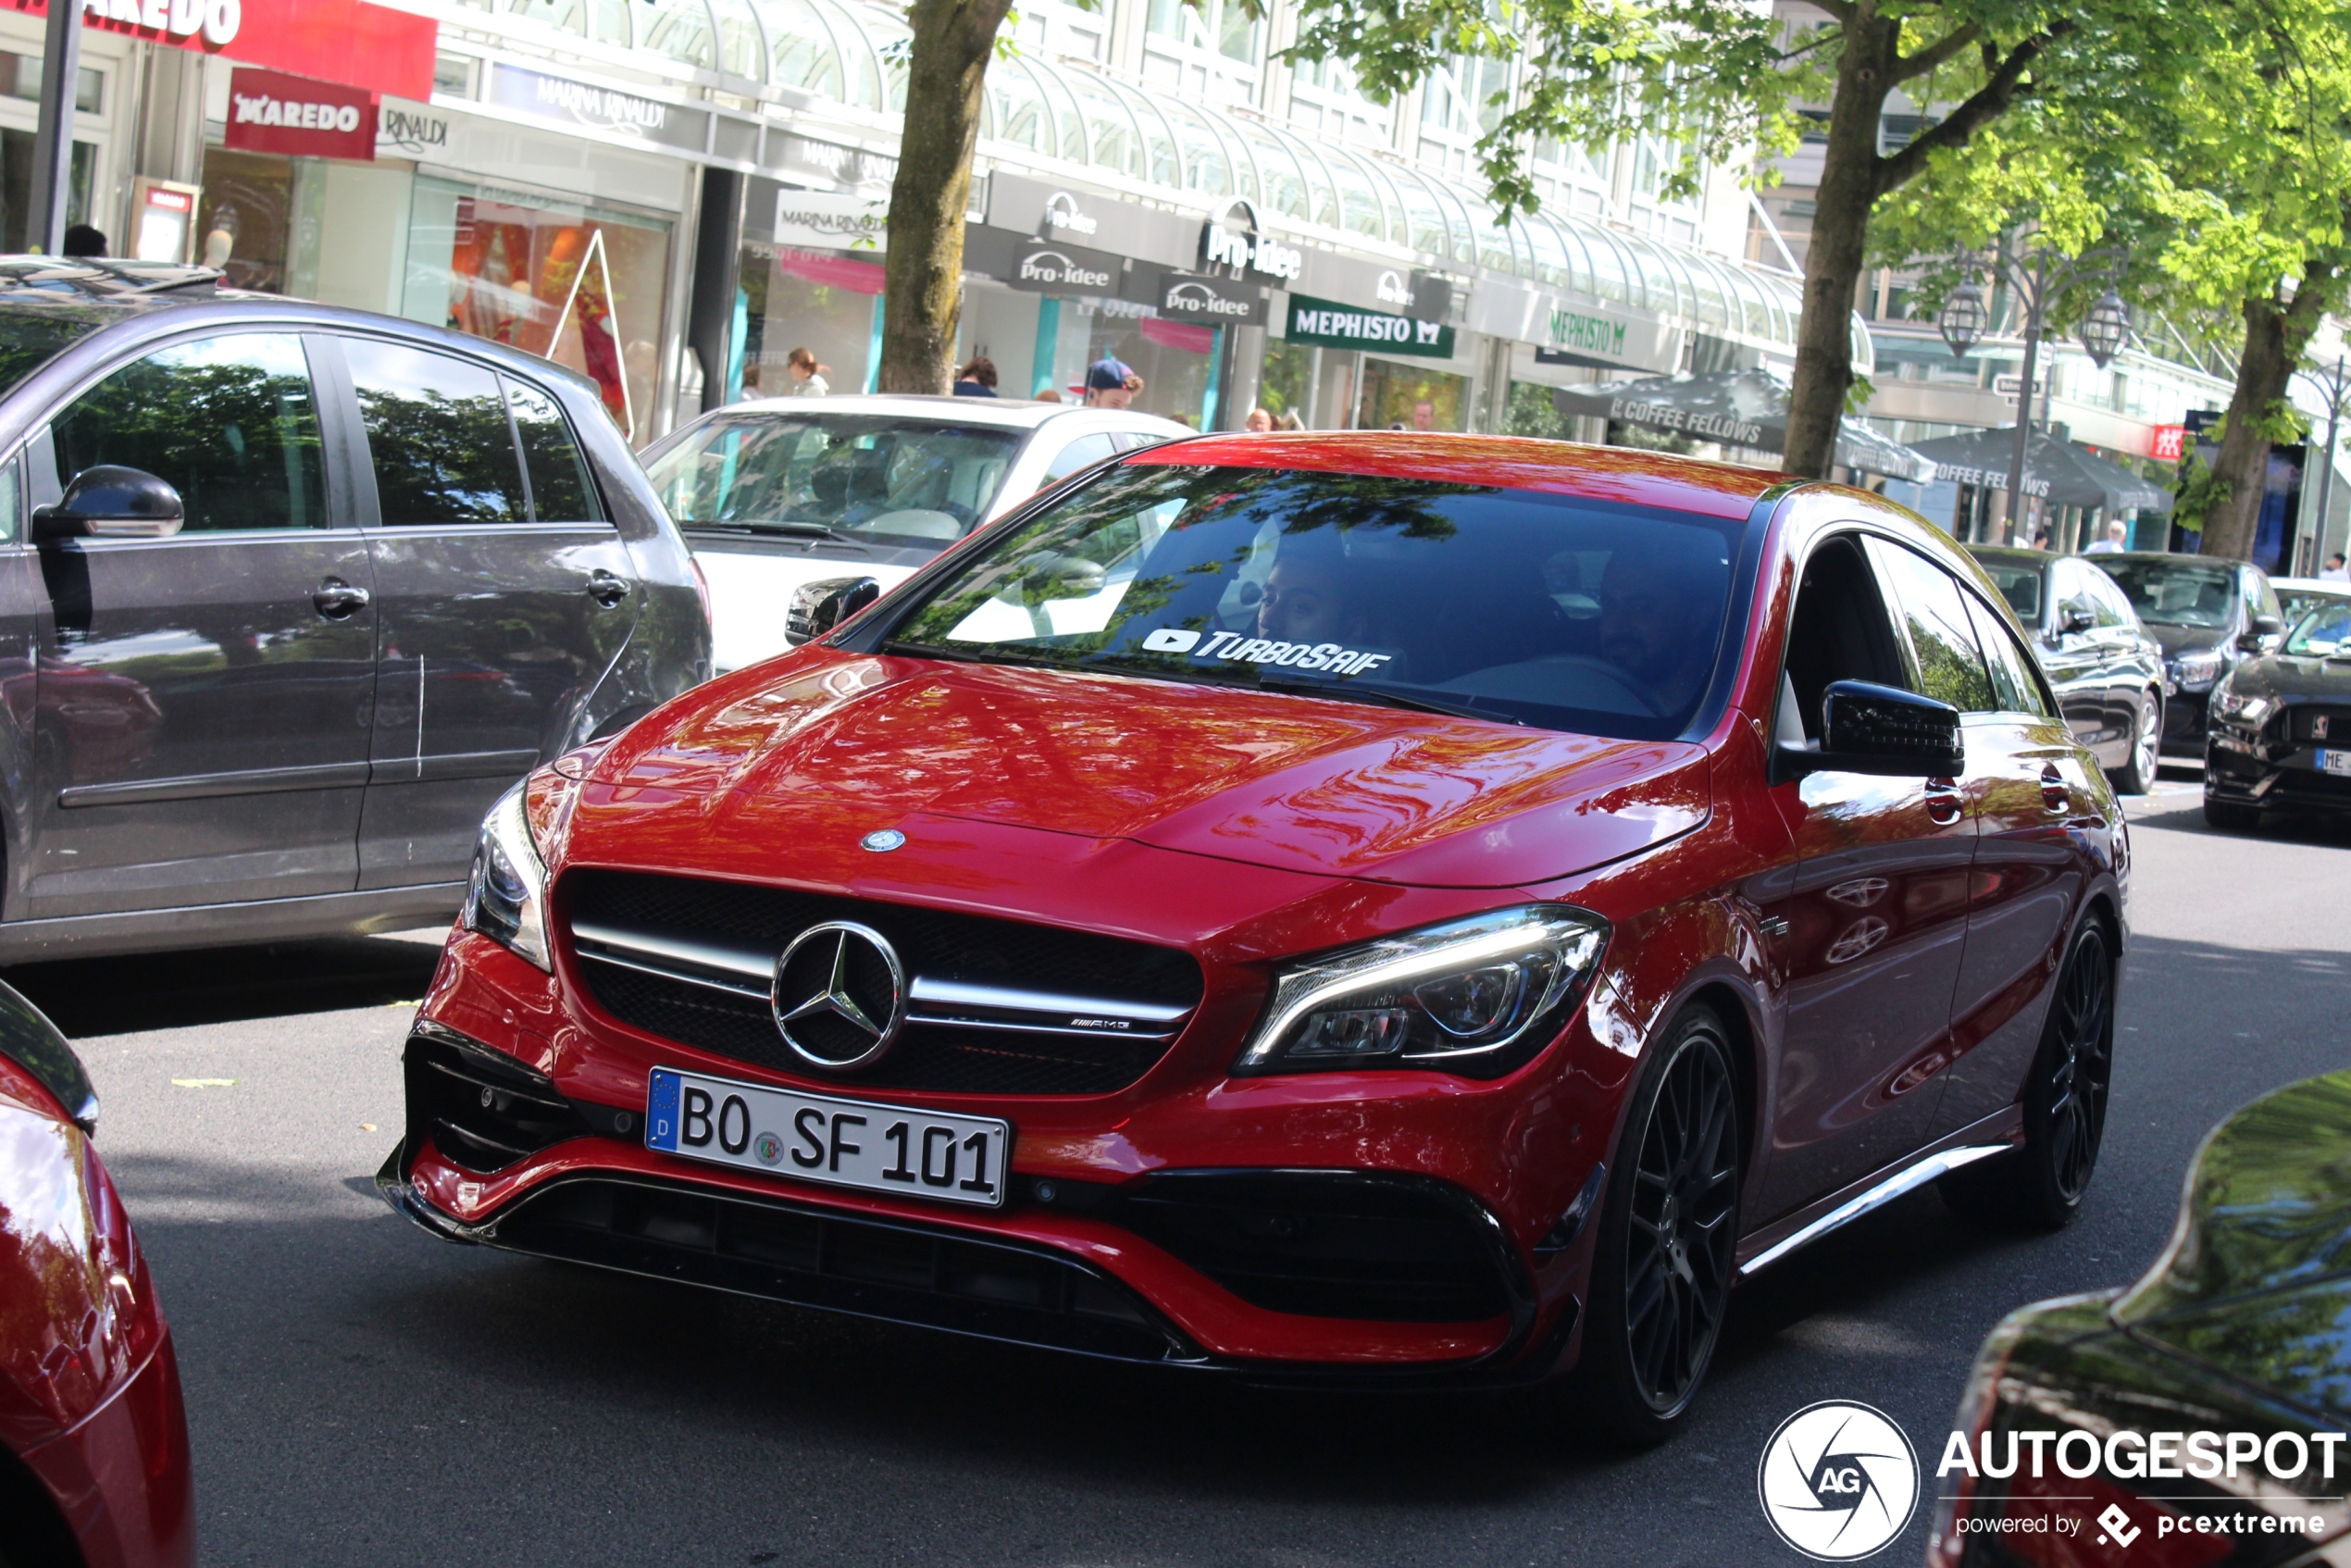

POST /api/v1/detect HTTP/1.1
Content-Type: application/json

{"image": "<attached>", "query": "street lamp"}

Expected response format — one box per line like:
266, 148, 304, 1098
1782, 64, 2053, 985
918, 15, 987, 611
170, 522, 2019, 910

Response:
1938, 279, 1989, 358
1935, 235, 2129, 542
2080, 288, 2132, 368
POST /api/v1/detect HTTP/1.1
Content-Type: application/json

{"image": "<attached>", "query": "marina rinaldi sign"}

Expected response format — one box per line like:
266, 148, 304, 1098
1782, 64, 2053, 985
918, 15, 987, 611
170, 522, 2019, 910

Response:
1285, 292, 1454, 359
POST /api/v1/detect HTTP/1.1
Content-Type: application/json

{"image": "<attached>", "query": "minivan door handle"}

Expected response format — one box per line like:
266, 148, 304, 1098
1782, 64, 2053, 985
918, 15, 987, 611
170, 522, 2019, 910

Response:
312, 578, 370, 618
585, 568, 631, 607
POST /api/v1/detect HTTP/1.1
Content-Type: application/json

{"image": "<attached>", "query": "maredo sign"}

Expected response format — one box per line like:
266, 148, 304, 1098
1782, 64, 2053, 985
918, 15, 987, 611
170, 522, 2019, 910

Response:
225, 68, 374, 160
8, 0, 435, 102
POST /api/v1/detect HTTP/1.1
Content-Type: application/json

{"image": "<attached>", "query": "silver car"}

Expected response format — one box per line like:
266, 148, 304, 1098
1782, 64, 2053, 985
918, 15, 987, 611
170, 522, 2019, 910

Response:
641, 395, 1190, 673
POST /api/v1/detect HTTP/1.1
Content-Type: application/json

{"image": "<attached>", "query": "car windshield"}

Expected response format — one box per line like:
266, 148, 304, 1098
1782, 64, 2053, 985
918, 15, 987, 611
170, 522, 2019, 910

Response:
0, 298, 118, 398
2098, 559, 2239, 628
644, 414, 1022, 550
2280, 587, 2351, 627
2286, 603, 2351, 656
884, 462, 1745, 741
1976, 559, 2042, 621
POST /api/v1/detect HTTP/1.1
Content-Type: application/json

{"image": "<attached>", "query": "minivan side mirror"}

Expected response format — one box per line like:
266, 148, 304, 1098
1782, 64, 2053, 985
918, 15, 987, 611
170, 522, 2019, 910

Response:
784, 576, 882, 646
32, 466, 185, 541
2239, 613, 2285, 653
1775, 679, 1965, 780
2057, 599, 2095, 636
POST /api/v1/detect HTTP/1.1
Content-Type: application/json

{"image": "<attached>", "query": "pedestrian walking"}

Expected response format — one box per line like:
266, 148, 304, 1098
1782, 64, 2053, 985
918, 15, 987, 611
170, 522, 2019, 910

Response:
785, 346, 829, 396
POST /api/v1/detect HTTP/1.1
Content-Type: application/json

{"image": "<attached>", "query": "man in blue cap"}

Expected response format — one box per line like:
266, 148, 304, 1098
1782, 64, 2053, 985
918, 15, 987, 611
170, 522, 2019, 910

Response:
1084, 356, 1139, 409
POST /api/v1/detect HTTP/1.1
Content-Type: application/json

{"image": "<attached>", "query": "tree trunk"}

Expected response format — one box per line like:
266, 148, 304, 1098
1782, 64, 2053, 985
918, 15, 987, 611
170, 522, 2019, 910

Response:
877, 0, 1014, 395
1783, 12, 1899, 480
2200, 263, 2338, 561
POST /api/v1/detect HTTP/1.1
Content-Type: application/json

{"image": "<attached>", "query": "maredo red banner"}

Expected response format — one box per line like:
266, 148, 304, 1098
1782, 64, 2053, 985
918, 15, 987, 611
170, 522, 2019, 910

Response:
8, 0, 434, 103
224, 67, 374, 160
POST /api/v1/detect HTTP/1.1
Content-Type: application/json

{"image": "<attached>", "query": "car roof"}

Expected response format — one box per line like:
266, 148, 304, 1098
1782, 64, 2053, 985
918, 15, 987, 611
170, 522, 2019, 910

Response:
0, 256, 227, 305
1965, 544, 2054, 564
1126, 430, 1787, 521
2272, 578, 2351, 592
710, 392, 1193, 435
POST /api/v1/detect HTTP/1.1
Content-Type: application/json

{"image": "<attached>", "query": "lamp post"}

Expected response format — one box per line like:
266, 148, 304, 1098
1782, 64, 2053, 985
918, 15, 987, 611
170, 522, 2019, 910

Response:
1938, 238, 2130, 543
2293, 355, 2350, 574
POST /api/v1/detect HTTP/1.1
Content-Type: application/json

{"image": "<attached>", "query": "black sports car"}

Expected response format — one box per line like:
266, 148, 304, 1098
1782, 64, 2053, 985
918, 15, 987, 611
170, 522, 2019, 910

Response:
1969, 545, 2170, 792
2096, 553, 2285, 757
2204, 599, 2351, 829
1933, 1069, 2351, 1565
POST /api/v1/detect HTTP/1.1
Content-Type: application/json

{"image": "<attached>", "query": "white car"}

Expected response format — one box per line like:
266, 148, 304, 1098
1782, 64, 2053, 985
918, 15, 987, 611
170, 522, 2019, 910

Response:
641, 395, 1193, 672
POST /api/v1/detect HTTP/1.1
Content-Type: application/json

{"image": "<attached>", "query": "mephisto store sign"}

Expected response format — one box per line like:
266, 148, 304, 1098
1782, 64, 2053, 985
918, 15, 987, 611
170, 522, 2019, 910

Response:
1284, 292, 1456, 358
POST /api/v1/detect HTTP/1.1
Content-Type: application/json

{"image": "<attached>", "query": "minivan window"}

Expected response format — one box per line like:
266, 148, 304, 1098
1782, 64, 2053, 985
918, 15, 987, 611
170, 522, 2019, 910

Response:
885, 463, 1744, 741
2099, 558, 2238, 628
644, 415, 1021, 548
1974, 558, 2044, 623
504, 377, 601, 523
342, 338, 528, 527
52, 331, 325, 532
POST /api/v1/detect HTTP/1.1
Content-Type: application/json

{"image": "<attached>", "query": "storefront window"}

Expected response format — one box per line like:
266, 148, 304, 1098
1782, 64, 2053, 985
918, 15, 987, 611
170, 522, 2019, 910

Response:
0, 135, 92, 253
734, 239, 883, 400
1358, 358, 1468, 431
1506, 381, 1575, 440
194, 150, 293, 293
1259, 340, 1311, 423
1080, 303, 1211, 427
402, 176, 672, 442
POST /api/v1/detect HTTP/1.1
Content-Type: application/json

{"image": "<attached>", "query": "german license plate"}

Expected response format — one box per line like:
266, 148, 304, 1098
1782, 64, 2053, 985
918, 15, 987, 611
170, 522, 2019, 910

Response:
2320, 749, 2351, 778
645, 1066, 1011, 1209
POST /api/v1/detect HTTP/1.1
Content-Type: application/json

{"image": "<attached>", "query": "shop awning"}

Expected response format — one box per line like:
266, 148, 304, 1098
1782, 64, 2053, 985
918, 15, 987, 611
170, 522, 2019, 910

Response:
1903, 427, 2174, 515
1549, 367, 1936, 481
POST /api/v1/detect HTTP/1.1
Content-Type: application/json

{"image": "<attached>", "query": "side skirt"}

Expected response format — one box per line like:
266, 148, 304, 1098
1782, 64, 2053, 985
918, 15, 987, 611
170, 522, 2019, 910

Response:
1735, 1106, 2023, 1279
0, 882, 463, 964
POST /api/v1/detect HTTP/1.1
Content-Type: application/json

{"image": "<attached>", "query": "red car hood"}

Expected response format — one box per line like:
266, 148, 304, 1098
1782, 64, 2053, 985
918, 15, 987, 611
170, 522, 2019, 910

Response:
591, 653, 1710, 889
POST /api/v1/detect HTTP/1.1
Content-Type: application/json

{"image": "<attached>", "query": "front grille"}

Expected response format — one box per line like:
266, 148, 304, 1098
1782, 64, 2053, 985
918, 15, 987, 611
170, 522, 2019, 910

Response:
562, 869, 1205, 1096
493, 1175, 1194, 1363
1114, 1170, 1520, 1323
2291, 705, 2351, 743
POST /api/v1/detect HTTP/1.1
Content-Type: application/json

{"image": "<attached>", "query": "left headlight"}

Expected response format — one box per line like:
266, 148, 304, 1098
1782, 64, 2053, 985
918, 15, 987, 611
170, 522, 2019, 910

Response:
2212, 685, 2273, 727
2171, 650, 2224, 691
1234, 905, 1608, 1078
462, 782, 552, 971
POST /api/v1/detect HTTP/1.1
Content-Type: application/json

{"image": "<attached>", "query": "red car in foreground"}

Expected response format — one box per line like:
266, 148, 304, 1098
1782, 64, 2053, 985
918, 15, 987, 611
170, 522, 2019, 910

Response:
381, 433, 2125, 1439
1, 983, 193, 1568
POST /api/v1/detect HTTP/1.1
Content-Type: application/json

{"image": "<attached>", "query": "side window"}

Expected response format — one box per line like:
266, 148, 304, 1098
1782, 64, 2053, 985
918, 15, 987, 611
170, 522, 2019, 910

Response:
2086, 570, 2135, 629
1040, 432, 1119, 485
0, 454, 19, 544
342, 338, 528, 527
1966, 594, 2056, 719
504, 377, 603, 524
52, 332, 325, 532
1779, 534, 1908, 742
2249, 570, 2283, 623
1871, 540, 1996, 714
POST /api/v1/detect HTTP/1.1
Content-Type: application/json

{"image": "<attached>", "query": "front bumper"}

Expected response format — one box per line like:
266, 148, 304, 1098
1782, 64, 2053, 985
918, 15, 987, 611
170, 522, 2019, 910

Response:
388, 930, 1607, 1384
2205, 738, 2351, 814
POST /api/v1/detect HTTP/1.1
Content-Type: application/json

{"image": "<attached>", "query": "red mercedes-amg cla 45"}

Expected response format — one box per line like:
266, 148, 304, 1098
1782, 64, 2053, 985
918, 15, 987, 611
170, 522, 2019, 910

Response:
380, 433, 2125, 1440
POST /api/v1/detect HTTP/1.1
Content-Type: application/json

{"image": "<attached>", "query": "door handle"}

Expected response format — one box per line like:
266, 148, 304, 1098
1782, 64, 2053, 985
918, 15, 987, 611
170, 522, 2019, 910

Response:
312, 578, 370, 618
585, 568, 631, 607
1924, 776, 1964, 826
2040, 764, 2069, 814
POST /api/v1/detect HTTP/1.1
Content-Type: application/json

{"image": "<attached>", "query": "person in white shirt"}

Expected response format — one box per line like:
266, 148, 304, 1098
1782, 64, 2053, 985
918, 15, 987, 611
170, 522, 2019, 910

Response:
785, 346, 829, 397
2322, 553, 2350, 582
2084, 518, 2128, 554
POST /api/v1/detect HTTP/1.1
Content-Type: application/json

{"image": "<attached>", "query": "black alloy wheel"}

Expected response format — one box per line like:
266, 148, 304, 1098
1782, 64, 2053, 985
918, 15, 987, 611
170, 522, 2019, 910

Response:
2112, 689, 2160, 794
1944, 921, 2117, 1230
1566, 1005, 1741, 1445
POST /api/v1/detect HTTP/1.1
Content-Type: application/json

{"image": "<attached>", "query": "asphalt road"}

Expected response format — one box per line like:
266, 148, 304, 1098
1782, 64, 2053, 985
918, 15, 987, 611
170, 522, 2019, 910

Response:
18, 764, 2350, 1568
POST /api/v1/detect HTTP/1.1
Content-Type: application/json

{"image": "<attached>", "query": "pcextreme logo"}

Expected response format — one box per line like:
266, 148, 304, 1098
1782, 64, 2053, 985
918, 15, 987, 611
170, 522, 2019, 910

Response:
1758, 1401, 1920, 1561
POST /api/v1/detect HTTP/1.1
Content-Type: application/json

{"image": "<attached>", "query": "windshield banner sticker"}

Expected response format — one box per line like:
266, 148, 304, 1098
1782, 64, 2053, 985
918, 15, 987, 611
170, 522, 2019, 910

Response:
1141, 627, 1394, 676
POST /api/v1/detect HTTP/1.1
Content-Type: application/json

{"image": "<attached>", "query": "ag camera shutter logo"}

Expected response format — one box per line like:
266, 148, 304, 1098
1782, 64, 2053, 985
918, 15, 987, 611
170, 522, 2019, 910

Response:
1758, 1400, 1920, 1560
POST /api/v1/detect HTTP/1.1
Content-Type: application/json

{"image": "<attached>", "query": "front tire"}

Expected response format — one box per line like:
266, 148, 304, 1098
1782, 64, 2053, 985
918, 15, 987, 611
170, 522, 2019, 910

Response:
1565, 1004, 1741, 1447
1942, 920, 2116, 1230
2111, 689, 2160, 794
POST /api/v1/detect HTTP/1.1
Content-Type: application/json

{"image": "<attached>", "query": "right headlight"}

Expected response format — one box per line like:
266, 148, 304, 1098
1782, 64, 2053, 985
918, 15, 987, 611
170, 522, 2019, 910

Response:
2171, 650, 2224, 691
1233, 905, 1608, 1078
2211, 685, 2273, 727
462, 783, 552, 971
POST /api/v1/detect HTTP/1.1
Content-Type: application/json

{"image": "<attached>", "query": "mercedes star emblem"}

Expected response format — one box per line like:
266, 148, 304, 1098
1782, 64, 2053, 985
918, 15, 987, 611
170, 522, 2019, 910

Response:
772, 920, 907, 1071
861, 828, 907, 852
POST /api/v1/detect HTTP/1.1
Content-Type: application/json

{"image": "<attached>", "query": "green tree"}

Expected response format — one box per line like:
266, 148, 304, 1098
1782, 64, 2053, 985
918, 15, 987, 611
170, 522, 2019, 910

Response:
1285, 0, 2196, 479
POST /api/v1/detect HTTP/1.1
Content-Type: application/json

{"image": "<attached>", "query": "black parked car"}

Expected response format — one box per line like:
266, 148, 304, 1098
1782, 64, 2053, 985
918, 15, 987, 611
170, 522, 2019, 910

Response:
0, 259, 707, 961
1967, 545, 2168, 792
2203, 598, 2351, 829
2095, 552, 2284, 756
1933, 1070, 2351, 1565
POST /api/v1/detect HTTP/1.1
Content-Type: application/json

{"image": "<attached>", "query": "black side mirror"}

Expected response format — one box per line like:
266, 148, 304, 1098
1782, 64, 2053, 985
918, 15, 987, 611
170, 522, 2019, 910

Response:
1776, 679, 1965, 779
32, 465, 185, 541
785, 576, 882, 646
2058, 599, 2095, 635
2238, 613, 2285, 653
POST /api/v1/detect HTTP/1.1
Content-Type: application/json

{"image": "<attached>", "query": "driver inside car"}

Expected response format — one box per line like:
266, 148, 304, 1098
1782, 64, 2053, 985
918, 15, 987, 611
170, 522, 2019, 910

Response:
1597, 541, 1727, 715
